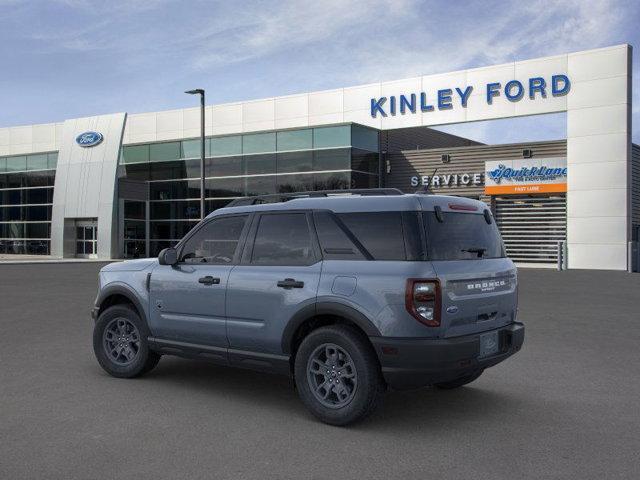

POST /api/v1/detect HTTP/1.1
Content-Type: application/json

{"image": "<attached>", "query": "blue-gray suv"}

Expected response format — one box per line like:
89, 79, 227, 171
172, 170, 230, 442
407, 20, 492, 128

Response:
92, 189, 524, 425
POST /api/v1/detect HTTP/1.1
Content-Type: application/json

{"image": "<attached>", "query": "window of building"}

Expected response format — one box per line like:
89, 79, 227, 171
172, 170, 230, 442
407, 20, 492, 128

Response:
277, 151, 313, 173
211, 136, 242, 157
313, 126, 350, 149
245, 153, 276, 175
121, 145, 150, 164
245, 175, 276, 196
26, 154, 49, 171
180, 215, 248, 264
251, 213, 314, 266
277, 129, 313, 151
313, 172, 349, 191
337, 212, 406, 260
243, 132, 276, 154
150, 142, 181, 162
181, 139, 208, 159
5, 156, 27, 172
206, 156, 243, 177
206, 177, 244, 198
47, 153, 58, 170
276, 173, 315, 193
313, 149, 350, 171
351, 125, 379, 152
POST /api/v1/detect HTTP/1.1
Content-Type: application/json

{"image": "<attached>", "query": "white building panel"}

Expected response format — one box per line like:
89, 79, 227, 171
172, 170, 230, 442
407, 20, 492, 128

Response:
567, 45, 629, 82
343, 83, 381, 112
567, 76, 629, 110
308, 89, 343, 117
567, 244, 628, 270
567, 189, 627, 217
567, 103, 629, 138
275, 94, 308, 119
567, 133, 628, 165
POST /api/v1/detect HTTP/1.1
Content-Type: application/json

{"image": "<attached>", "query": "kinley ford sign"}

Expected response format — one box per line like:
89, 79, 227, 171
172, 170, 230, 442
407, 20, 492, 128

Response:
370, 74, 570, 117
409, 157, 568, 195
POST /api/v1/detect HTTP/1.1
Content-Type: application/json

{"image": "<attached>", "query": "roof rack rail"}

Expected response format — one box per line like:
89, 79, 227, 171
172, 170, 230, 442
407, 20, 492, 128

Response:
226, 188, 404, 207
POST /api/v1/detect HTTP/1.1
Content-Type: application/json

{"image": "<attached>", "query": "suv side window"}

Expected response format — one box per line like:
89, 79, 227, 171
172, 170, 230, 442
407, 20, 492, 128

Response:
313, 211, 366, 260
180, 215, 248, 264
251, 213, 315, 266
337, 212, 407, 260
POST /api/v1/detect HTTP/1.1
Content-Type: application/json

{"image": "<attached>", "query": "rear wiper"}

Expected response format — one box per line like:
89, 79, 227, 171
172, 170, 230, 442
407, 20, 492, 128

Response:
461, 247, 486, 258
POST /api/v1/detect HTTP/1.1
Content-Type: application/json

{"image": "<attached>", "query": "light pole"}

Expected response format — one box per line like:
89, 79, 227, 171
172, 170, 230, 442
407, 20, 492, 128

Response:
185, 89, 206, 220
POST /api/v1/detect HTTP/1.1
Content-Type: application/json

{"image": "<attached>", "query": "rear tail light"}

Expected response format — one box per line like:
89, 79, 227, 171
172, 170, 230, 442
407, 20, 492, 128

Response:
405, 279, 441, 327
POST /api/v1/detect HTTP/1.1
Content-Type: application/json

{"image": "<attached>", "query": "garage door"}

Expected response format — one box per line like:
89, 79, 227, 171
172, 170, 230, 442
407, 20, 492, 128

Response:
494, 195, 567, 265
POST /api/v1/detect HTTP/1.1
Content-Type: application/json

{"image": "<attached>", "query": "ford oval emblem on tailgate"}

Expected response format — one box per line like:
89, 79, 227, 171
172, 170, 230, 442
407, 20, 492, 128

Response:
446, 305, 459, 314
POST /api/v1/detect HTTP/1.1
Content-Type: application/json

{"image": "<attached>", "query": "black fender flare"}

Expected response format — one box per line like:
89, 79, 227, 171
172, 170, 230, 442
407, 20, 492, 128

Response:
281, 301, 381, 354
95, 283, 148, 324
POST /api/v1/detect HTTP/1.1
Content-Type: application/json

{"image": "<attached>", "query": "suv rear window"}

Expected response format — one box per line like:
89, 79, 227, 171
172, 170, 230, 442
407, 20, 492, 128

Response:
423, 212, 505, 260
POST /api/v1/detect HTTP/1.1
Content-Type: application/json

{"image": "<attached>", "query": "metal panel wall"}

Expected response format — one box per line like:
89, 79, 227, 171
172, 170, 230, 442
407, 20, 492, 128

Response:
632, 143, 640, 228
494, 195, 567, 264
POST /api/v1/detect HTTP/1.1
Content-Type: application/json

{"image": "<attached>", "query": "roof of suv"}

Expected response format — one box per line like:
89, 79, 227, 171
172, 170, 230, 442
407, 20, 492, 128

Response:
208, 194, 488, 218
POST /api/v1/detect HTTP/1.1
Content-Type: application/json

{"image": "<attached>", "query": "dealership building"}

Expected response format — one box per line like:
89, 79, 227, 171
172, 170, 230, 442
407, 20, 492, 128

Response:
0, 44, 637, 271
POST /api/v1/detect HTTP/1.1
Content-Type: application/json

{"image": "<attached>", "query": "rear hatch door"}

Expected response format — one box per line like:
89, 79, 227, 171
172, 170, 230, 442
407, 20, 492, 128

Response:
422, 205, 517, 338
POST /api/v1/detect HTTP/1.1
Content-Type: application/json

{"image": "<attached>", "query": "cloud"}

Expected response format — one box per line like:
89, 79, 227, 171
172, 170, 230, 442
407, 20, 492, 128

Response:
1, 0, 638, 141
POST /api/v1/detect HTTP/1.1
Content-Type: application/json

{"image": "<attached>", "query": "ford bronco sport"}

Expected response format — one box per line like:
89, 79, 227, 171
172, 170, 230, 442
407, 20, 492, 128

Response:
92, 189, 524, 425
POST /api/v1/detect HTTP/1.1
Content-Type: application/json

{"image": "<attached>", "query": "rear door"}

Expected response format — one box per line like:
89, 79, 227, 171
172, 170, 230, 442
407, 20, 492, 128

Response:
226, 211, 322, 360
423, 209, 517, 338
149, 214, 250, 348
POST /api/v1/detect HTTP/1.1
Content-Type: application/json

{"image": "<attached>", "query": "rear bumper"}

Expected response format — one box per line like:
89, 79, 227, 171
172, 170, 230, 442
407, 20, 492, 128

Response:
370, 322, 524, 390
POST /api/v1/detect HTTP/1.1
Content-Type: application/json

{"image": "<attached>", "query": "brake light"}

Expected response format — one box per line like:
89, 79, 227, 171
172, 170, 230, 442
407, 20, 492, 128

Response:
448, 203, 478, 211
405, 279, 441, 327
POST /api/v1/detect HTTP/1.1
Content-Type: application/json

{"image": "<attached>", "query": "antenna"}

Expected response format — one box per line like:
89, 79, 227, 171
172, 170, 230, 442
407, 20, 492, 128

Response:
416, 167, 438, 195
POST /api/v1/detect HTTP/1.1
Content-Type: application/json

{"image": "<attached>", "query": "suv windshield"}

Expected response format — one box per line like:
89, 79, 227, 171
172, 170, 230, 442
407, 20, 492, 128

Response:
423, 211, 505, 260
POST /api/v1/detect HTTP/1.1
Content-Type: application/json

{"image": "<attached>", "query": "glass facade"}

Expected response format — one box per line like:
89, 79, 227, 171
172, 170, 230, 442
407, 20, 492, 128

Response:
0, 152, 57, 255
119, 124, 380, 258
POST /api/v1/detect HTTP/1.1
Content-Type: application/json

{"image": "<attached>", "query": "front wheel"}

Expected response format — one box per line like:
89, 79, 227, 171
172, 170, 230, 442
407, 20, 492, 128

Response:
294, 325, 384, 426
93, 304, 160, 378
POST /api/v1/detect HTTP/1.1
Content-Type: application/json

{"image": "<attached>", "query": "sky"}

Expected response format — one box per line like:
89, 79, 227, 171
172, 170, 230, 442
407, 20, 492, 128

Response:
0, 0, 638, 144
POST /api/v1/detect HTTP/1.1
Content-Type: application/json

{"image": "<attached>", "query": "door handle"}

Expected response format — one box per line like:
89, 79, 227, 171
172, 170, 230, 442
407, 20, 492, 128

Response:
198, 276, 220, 285
277, 278, 304, 289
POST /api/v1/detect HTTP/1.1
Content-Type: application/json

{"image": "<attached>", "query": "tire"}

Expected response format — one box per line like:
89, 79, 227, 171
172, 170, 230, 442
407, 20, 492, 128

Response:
294, 325, 384, 426
435, 370, 483, 390
93, 304, 160, 378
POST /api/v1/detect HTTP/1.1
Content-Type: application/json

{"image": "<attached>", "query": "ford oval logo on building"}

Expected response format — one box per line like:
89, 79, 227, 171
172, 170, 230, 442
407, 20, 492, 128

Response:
76, 131, 103, 148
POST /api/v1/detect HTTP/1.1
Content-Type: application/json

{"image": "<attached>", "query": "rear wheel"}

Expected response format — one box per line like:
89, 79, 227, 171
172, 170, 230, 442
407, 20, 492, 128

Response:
435, 370, 483, 390
294, 325, 384, 426
93, 304, 160, 378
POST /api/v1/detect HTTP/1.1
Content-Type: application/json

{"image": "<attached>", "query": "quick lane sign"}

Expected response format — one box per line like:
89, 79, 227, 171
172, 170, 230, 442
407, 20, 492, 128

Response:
370, 74, 570, 117
484, 157, 567, 195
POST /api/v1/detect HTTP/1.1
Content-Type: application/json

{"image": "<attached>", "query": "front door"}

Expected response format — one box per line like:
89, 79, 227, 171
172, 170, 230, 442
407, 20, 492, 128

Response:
149, 214, 250, 348
226, 211, 322, 357
75, 220, 98, 258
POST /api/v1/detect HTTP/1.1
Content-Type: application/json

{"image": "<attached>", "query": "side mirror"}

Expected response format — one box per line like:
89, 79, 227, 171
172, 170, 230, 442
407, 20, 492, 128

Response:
158, 247, 178, 266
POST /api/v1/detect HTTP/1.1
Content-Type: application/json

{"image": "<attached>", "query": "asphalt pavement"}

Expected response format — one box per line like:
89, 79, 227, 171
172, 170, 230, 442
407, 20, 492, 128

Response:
1, 263, 639, 479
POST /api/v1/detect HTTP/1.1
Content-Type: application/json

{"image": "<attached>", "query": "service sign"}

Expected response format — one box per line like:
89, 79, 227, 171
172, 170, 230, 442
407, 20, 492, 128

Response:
484, 157, 567, 195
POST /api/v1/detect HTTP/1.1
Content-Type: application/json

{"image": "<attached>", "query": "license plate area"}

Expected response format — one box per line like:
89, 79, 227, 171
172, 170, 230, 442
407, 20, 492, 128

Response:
479, 330, 500, 358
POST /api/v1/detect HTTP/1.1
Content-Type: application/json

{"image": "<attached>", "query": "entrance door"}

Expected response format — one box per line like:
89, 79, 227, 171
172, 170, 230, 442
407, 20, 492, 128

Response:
494, 194, 567, 265
75, 220, 98, 258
